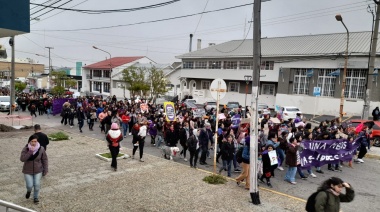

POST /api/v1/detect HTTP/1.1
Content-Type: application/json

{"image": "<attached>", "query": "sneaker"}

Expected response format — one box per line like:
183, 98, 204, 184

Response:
140, 158, 144, 162
310, 173, 317, 178
70, 126, 73, 128
134, 143, 139, 146
290, 181, 297, 185
357, 158, 364, 163
34, 198, 39, 204
267, 182, 273, 188
277, 166, 284, 171
129, 133, 132, 135
25, 191, 31, 199
184, 158, 188, 162
234, 169, 242, 173
193, 166, 197, 169
301, 176, 308, 180
316, 170, 324, 174
124, 136, 127, 138
328, 167, 335, 171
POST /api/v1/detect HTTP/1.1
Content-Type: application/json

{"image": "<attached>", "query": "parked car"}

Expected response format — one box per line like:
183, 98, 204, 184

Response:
258, 103, 271, 115
280, 106, 302, 121
346, 119, 380, 147
183, 99, 196, 104
204, 101, 217, 111
0, 96, 19, 112
226, 102, 240, 111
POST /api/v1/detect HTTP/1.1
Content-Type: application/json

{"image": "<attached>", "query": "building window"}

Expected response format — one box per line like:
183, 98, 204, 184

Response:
239, 61, 253, 70
345, 69, 366, 99
104, 70, 111, 78
293, 69, 310, 95
183, 61, 194, 69
209, 61, 221, 69
194, 61, 207, 69
104, 82, 110, 93
229, 82, 240, 92
224, 61, 237, 69
93, 82, 102, 92
260, 61, 274, 70
93, 70, 102, 77
201, 81, 210, 89
262, 84, 275, 95
317, 69, 336, 97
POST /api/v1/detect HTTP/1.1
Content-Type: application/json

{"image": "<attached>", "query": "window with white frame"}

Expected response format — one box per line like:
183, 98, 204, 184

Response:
223, 61, 237, 69
194, 61, 207, 69
93, 82, 102, 92
104, 82, 110, 92
293, 69, 310, 95
201, 81, 210, 89
229, 82, 240, 92
345, 69, 366, 99
317, 69, 336, 97
93, 70, 102, 77
262, 84, 275, 95
104, 70, 110, 78
260, 61, 274, 70
183, 61, 194, 69
239, 61, 253, 69
209, 61, 221, 69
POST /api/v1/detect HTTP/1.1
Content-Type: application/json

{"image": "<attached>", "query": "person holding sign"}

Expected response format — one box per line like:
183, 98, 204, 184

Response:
259, 145, 278, 188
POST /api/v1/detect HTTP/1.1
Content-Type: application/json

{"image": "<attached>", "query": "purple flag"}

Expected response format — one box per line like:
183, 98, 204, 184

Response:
299, 138, 361, 169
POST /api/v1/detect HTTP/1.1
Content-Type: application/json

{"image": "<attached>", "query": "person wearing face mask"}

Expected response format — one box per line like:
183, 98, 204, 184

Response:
313, 177, 354, 212
20, 135, 48, 204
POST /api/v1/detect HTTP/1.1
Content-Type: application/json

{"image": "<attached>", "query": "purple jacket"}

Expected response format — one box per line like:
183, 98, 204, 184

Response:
20, 145, 48, 175
149, 123, 157, 136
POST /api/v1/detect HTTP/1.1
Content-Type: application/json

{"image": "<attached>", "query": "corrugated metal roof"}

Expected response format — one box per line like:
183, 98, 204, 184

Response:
177, 31, 375, 59
83, 57, 144, 69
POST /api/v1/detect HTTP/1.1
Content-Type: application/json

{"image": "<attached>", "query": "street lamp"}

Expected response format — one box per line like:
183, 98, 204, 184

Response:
244, 75, 252, 118
335, 14, 349, 123
93, 46, 112, 97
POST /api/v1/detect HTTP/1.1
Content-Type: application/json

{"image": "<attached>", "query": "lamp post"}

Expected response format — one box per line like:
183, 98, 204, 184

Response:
244, 75, 252, 118
335, 14, 349, 123
93, 46, 112, 97
45, 47, 53, 90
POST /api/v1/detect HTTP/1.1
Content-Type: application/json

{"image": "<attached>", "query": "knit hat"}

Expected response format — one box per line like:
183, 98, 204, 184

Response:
111, 123, 119, 130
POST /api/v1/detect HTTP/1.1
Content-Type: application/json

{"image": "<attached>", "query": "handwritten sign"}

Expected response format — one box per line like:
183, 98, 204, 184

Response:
193, 109, 206, 118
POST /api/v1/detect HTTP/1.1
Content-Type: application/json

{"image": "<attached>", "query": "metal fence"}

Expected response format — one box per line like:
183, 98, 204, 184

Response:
0, 200, 36, 212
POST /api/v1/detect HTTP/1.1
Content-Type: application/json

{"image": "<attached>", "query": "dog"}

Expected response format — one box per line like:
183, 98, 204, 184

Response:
161, 146, 180, 161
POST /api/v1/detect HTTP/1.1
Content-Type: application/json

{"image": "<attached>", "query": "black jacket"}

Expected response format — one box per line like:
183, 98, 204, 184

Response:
262, 150, 278, 173
187, 135, 198, 152
165, 129, 178, 147
34, 132, 49, 151
179, 128, 189, 147
77, 110, 85, 121
220, 142, 235, 161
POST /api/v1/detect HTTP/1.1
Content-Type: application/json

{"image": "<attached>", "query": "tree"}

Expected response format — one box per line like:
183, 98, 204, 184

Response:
15, 81, 27, 91
149, 66, 170, 99
121, 66, 149, 99
50, 70, 74, 96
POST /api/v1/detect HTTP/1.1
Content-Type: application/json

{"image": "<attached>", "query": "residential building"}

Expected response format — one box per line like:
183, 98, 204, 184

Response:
176, 31, 380, 116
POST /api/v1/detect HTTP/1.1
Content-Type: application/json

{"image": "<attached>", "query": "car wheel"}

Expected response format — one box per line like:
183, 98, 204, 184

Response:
373, 137, 380, 147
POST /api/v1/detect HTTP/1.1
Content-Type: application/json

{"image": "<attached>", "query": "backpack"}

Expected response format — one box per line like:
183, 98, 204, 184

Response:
305, 191, 329, 212
236, 146, 244, 163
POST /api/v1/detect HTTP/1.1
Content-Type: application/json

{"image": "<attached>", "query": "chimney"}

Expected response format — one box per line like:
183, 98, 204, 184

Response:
189, 34, 193, 52
197, 39, 202, 50
209, 43, 216, 46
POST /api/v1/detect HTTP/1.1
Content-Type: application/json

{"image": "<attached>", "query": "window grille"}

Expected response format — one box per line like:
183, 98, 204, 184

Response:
201, 81, 210, 89
239, 61, 253, 70
194, 61, 207, 69
317, 69, 336, 97
223, 61, 237, 69
345, 69, 366, 99
260, 61, 274, 70
262, 84, 275, 95
183, 61, 194, 69
229, 82, 240, 92
209, 61, 221, 69
293, 69, 310, 95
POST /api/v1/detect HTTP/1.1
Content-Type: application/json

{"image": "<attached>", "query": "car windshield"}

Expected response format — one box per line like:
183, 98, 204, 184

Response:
187, 100, 196, 103
0, 97, 10, 102
207, 102, 216, 105
258, 105, 268, 109
286, 108, 300, 112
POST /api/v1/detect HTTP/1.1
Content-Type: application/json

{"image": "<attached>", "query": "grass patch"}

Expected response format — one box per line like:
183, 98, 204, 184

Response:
48, 132, 69, 141
99, 153, 124, 158
203, 174, 227, 185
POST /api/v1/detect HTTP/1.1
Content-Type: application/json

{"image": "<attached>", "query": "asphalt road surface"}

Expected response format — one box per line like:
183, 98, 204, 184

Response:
4, 111, 380, 212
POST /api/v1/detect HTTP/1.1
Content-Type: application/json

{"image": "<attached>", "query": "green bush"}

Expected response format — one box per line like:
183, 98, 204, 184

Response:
49, 132, 69, 141
203, 174, 227, 184
100, 153, 124, 158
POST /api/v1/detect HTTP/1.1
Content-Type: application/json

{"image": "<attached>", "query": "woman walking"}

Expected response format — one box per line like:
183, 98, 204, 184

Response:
259, 144, 277, 188
187, 129, 200, 168
218, 134, 235, 177
20, 135, 48, 204
106, 123, 123, 171
235, 136, 250, 190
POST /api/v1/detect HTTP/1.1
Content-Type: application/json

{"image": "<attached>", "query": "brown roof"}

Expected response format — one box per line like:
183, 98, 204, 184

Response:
83, 57, 144, 69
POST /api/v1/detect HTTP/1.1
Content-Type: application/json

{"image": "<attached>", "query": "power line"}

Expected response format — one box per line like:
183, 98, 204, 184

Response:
193, 0, 210, 34
31, 0, 73, 21
33, 3, 255, 31
215, 18, 253, 53
30, 0, 180, 14
30, 0, 63, 16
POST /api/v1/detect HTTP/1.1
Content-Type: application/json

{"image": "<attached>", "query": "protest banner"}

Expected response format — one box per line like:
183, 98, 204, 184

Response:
163, 102, 176, 122
193, 109, 206, 118
300, 138, 361, 169
140, 103, 148, 113
231, 114, 241, 129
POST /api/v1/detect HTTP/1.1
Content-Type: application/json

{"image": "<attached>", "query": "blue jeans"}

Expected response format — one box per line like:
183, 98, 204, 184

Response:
219, 160, 232, 177
122, 123, 129, 137
156, 134, 163, 148
284, 166, 297, 182
24, 173, 42, 199
297, 166, 312, 178
277, 149, 285, 167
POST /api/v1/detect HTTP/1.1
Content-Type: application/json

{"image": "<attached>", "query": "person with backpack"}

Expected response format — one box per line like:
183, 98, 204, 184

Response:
306, 177, 354, 212
106, 123, 123, 171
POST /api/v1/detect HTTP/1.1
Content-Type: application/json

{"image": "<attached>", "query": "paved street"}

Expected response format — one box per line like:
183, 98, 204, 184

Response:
1, 111, 380, 211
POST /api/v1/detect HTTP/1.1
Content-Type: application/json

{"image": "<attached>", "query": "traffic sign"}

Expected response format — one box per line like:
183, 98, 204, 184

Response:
313, 87, 321, 96
210, 78, 227, 100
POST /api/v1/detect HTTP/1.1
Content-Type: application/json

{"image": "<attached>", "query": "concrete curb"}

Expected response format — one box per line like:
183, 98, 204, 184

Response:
95, 153, 130, 162
365, 153, 380, 160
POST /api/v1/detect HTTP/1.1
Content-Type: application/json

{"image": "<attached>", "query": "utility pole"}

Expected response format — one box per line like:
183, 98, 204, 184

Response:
249, 0, 262, 205
363, 1, 380, 119
45, 47, 54, 90
9, 36, 15, 115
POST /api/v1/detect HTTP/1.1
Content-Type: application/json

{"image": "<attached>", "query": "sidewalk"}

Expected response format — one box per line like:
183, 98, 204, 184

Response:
0, 128, 306, 212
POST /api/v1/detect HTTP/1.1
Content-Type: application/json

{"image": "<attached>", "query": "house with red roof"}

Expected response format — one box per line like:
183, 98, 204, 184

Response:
82, 56, 155, 98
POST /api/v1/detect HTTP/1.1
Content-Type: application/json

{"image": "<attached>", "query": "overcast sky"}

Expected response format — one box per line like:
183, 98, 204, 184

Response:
0, 0, 376, 68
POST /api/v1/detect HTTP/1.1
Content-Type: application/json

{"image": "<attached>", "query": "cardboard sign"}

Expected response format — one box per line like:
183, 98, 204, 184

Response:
268, 150, 278, 166
164, 102, 176, 122
140, 103, 148, 113
218, 113, 226, 120
193, 109, 206, 118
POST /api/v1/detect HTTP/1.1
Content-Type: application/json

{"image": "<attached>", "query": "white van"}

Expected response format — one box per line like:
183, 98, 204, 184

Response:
0, 96, 18, 112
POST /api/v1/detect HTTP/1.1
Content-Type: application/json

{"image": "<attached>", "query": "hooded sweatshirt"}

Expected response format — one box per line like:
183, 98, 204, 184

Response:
106, 129, 123, 147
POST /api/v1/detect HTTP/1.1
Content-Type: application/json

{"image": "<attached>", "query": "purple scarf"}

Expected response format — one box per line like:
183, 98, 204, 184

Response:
28, 142, 40, 155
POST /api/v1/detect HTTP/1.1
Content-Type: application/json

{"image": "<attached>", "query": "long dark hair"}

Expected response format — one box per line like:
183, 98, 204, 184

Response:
317, 177, 344, 191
